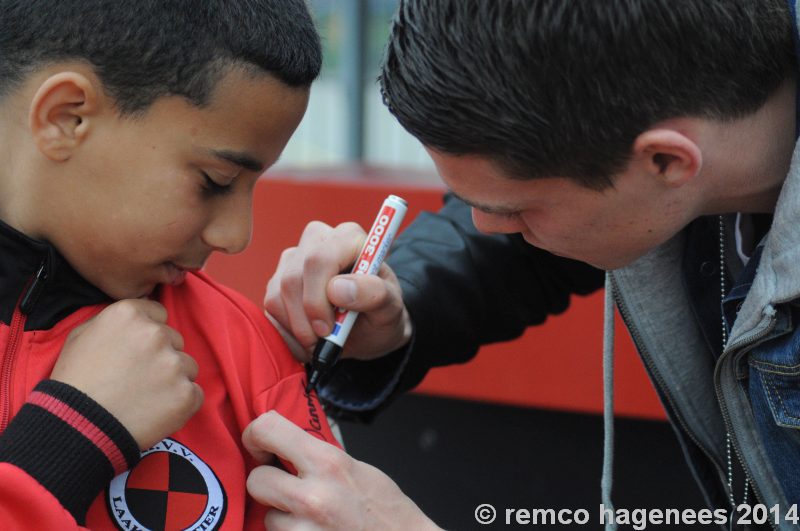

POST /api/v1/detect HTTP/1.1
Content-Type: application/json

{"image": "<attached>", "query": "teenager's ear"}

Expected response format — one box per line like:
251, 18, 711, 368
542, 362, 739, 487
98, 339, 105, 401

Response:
29, 71, 99, 161
631, 128, 702, 187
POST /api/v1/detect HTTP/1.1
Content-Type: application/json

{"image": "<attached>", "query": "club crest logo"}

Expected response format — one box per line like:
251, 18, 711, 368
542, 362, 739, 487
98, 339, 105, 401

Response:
107, 438, 226, 531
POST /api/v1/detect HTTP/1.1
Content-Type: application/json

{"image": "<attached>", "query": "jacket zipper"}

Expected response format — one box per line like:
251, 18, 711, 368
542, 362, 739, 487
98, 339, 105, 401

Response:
608, 275, 729, 493
612, 270, 779, 529
0, 262, 48, 433
714, 317, 778, 528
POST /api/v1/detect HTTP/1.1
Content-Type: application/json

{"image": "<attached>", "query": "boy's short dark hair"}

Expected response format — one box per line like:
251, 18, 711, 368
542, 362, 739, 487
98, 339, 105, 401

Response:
0, 0, 321, 115
380, 0, 795, 189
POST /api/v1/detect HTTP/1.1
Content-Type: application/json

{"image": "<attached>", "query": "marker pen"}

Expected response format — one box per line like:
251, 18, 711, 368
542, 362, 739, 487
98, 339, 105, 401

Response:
305, 195, 408, 392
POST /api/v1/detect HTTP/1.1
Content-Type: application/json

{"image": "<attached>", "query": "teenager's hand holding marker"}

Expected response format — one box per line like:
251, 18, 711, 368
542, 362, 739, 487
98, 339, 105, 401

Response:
264, 203, 412, 366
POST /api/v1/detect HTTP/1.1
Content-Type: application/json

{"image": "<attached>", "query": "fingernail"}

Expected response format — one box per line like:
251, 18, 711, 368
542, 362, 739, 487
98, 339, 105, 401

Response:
312, 320, 330, 337
331, 278, 357, 304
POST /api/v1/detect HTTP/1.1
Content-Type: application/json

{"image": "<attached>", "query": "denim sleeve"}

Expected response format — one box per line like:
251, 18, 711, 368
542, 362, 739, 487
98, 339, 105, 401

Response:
748, 306, 800, 501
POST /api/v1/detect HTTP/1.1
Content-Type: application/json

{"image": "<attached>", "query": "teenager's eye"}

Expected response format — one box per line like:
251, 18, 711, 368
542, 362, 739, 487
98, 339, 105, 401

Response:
201, 172, 233, 196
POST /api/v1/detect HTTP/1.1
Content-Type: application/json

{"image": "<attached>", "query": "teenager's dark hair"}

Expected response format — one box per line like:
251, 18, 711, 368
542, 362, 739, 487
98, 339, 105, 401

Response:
0, 0, 321, 114
380, 0, 795, 189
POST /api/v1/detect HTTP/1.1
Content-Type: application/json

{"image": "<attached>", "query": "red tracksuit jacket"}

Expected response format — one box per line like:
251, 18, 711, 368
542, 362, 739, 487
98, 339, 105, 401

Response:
0, 219, 339, 530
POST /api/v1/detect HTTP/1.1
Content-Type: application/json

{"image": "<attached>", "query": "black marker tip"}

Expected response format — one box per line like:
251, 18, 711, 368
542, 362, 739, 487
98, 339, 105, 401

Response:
305, 340, 342, 394
305, 370, 320, 393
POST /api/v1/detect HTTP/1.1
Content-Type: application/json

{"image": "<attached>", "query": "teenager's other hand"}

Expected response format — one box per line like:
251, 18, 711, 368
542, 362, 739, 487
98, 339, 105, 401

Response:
243, 411, 440, 531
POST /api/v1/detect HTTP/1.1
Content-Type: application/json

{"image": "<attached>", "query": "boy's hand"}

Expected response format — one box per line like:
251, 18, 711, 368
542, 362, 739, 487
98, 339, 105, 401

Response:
264, 221, 412, 363
51, 299, 203, 449
243, 411, 441, 531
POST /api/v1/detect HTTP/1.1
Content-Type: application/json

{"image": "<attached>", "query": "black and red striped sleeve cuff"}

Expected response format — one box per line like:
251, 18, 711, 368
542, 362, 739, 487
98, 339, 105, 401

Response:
0, 380, 140, 524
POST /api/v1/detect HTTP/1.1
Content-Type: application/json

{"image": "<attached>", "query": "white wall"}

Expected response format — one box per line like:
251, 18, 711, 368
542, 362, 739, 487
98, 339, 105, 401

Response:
277, 79, 435, 171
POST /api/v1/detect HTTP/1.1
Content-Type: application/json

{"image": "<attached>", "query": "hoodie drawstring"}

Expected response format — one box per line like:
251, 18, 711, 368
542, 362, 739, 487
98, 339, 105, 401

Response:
602, 272, 617, 530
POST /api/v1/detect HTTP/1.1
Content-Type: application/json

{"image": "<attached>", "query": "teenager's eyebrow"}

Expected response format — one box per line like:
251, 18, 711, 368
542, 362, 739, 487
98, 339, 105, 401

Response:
209, 149, 265, 173
449, 190, 520, 215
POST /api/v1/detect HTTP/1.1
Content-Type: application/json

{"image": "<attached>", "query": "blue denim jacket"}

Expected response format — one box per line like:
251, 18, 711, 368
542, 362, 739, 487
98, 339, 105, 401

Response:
723, 241, 800, 503
747, 301, 800, 503
724, 239, 800, 506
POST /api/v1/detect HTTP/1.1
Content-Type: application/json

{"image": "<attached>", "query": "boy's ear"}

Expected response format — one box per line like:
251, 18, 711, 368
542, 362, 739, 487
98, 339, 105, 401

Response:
29, 71, 99, 162
631, 128, 702, 188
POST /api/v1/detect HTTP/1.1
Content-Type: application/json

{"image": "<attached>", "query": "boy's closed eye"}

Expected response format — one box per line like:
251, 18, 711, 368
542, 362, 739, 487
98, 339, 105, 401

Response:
201, 172, 234, 196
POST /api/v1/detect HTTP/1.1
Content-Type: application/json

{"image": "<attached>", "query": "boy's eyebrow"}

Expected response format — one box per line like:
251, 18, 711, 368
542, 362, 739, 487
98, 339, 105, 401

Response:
209, 149, 265, 173
449, 190, 519, 215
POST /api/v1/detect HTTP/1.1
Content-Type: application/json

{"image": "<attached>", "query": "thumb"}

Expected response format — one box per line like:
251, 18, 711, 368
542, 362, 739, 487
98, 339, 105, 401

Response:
327, 274, 391, 312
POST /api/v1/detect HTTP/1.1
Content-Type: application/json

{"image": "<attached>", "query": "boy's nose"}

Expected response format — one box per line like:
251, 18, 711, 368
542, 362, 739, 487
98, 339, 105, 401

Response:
203, 197, 253, 255
470, 208, 525, 235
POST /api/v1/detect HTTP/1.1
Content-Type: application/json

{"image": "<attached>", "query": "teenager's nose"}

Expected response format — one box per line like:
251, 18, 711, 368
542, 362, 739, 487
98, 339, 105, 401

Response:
470, 208, 525, 235
202, 195, 253, 254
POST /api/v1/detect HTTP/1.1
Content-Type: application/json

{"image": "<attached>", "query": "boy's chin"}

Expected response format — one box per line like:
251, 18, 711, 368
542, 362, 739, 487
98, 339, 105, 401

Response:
94, 268, 192, 301
101, 281, 158, 301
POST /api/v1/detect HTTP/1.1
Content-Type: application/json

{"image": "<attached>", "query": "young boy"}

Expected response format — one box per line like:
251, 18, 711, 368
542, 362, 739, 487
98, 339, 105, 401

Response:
0, 1, 338, 529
